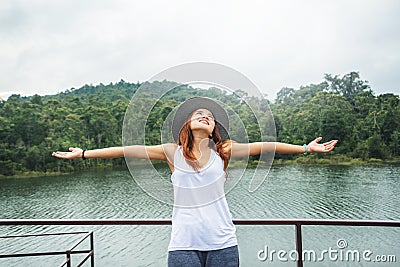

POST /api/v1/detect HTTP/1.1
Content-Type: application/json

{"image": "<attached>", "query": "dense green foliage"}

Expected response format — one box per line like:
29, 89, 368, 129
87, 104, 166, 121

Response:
0, 72, 399, 176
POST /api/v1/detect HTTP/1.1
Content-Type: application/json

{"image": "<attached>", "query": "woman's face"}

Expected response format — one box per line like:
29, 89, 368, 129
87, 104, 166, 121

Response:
189, 108, 216, 136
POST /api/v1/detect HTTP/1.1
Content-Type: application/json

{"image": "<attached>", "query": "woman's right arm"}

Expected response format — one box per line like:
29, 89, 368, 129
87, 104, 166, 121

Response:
52, 144, 176, 161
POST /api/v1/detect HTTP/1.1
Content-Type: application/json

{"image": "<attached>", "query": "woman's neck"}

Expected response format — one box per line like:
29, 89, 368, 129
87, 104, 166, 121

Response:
191, 137, 211, 165
192, 136, 210, 153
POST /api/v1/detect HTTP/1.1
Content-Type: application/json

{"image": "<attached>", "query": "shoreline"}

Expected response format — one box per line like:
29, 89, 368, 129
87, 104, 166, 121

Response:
1, 157, 399, 179
272, 156, 400, 166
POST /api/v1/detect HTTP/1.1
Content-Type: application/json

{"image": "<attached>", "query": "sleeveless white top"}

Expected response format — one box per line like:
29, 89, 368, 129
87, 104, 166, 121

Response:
168, 146, 237, 251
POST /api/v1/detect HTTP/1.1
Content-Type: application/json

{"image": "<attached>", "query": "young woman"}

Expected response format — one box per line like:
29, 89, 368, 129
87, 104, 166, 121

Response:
52, 97, 338, 267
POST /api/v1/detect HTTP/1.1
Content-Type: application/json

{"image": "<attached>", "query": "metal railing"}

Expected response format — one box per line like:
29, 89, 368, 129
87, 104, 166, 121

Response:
1, 218, 399, 267
0, 230, 94, 267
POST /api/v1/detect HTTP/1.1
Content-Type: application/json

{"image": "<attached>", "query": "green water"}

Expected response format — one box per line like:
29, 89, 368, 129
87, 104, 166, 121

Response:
0, 165, 399, 266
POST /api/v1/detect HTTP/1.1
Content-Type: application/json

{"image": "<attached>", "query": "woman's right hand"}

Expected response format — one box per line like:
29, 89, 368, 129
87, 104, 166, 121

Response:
52, 147, 83, 160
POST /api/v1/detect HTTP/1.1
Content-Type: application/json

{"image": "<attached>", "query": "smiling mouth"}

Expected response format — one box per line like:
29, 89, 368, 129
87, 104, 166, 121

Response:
199, 119, 209, 125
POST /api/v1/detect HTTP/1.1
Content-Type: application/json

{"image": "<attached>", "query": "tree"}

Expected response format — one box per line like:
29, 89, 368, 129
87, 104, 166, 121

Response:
325, 72, 371, 103
275, 87, 295, 104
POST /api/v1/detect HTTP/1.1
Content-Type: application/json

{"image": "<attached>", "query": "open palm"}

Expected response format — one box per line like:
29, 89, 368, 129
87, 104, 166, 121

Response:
308, 137, 338, 153
52, 147, 83, 159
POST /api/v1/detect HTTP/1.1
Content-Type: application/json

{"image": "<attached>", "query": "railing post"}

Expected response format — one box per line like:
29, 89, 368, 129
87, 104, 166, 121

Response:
90, 232, 95, 267
295, 223, 303, 267
66, 250, 71, 267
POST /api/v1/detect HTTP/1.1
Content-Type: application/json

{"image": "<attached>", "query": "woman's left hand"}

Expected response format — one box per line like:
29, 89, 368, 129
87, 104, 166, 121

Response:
308, 137, 338, 153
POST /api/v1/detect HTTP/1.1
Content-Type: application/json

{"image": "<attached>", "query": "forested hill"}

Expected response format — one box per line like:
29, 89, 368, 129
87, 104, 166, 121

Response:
45, 79, 141, 101
0, 72, 399, 177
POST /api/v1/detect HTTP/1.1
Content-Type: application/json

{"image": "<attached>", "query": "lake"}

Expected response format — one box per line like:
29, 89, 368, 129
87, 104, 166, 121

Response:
0, 164, 399, 266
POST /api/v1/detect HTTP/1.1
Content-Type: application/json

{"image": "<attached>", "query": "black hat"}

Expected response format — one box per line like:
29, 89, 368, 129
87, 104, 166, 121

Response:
172, 97, 229, 142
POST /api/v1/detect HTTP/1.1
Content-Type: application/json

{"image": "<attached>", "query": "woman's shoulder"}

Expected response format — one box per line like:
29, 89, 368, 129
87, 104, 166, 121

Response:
162, 143, 178, 148
221, 139, 236, 150
162, 143, 178, 156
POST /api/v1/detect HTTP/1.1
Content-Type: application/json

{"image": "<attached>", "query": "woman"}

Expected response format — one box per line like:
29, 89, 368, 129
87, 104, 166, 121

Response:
52, 97, 338, 266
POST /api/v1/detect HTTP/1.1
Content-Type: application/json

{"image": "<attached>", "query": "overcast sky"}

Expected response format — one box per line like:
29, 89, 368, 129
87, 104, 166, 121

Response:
1, 0, 399, 101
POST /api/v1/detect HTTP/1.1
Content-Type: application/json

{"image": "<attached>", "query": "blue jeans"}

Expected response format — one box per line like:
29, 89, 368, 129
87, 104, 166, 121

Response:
168, 245, 239, 267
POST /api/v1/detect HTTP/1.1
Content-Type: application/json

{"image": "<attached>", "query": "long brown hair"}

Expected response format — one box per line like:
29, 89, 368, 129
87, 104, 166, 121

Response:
178, 116, 230, 172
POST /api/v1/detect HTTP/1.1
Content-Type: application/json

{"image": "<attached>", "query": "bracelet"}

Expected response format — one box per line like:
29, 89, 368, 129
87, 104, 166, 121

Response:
303, 144, 308, 156
82, 149, 87, 160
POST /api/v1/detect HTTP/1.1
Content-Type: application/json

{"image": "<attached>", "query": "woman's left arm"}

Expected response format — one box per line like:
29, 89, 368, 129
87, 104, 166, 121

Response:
230, 137, 338, 158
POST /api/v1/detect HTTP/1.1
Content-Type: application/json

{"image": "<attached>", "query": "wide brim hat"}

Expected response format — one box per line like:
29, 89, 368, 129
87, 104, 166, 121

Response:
172, 97, 229, 142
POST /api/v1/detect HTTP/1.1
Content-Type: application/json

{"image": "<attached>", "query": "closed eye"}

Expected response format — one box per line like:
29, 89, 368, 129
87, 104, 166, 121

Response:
193, 111, 215, 121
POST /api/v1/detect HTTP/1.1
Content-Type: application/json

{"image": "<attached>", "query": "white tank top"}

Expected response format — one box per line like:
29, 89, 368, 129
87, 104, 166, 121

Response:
168, 146, 237, 251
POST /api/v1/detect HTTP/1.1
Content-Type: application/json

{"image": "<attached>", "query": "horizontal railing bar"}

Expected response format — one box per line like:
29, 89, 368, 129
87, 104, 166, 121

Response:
0, 219, 399, 227
0, 219, 171, 226
0, 231, 90, 239
233, 219, 400, 227
0, 250, 91, 259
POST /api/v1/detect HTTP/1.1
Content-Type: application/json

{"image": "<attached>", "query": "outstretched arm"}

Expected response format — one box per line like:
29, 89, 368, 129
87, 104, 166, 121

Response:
229, 137, 338, 158
52, 144, 176, 161
52, 147, 124, 160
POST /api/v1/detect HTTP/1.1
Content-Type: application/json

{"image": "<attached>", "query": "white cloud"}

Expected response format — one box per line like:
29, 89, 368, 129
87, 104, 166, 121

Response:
0, 0, 399, 100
